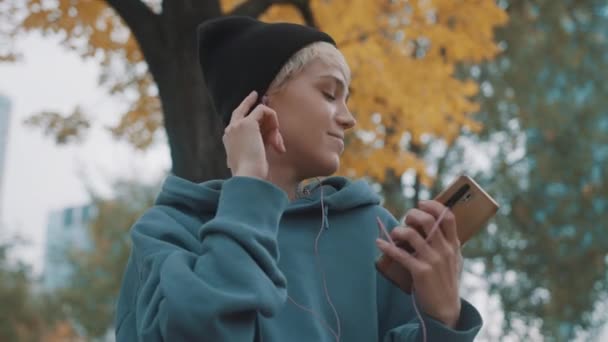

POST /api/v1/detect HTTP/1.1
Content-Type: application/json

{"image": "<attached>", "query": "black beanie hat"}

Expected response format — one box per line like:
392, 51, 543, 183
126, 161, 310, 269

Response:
197, 16, 336, 126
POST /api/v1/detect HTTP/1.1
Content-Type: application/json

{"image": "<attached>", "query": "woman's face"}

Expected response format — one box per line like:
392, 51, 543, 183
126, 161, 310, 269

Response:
267, 57, 356, 179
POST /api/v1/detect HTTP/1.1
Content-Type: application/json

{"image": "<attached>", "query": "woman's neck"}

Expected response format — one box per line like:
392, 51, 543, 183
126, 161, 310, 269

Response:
267, 168, 301, 201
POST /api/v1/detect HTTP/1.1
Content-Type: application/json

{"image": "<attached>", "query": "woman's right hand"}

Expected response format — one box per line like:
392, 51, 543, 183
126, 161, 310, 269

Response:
223, 91, 286, 180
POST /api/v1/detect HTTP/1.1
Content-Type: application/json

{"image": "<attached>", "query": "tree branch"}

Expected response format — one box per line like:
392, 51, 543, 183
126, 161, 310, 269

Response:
228, 0, 317, 27
292, 0, 316, 27
161, 1, 222, 24
228, 0, 274, 18
431, 140, 457, 195
104, 0, 164, 62
411, 143, 423, 207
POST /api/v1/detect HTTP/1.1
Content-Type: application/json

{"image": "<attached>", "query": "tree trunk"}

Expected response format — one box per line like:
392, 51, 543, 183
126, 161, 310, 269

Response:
382, 169, 407, 219
114, 0, 317, 183
156, 54, 230, 182
411, 143, 422, 207
413, 171, 421, 207
151, 4, 230, 183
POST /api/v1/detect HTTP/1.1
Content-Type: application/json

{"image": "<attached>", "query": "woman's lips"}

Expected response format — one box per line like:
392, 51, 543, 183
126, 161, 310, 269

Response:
328, 133, 345, 151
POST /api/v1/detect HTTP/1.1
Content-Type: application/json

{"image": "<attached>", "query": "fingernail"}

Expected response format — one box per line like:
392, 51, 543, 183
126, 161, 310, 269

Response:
376, 238, 387, 247
251, 90, 257, 96
423, 199, 438, 205
418, 200, 432, 208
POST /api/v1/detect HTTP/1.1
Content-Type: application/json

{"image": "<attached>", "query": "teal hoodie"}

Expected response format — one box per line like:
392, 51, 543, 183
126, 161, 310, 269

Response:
115, 175, 482, 341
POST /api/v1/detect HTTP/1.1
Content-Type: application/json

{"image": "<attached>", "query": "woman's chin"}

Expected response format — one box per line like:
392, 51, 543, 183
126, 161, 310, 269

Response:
295, 153, 340, 178
316, 156, 340, 176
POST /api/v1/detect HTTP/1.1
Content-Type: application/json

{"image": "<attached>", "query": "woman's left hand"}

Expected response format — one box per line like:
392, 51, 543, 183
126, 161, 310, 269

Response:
376, 200, 463, 328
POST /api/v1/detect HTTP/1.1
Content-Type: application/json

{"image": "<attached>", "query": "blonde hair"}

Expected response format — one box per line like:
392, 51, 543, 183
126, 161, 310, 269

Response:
268, 41, 351, 93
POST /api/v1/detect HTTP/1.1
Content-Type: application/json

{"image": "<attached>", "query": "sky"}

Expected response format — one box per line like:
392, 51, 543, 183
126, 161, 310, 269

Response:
0, 32, 606, 341
0, 32, 170, 275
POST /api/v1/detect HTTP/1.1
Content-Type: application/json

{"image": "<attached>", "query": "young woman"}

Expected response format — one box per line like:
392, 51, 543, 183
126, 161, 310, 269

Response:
115, 16, 483, 342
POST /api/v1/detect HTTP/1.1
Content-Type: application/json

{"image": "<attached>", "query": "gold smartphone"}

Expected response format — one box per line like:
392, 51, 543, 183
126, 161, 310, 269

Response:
375, 175, 499, 293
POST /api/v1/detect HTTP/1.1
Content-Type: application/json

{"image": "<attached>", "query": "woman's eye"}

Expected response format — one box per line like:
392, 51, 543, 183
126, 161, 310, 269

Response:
323, 92, 336, 101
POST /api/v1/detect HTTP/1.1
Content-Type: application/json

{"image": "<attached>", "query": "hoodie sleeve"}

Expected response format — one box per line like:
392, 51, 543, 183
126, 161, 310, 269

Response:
375, 210, 483, 342
116, 177, 289, 342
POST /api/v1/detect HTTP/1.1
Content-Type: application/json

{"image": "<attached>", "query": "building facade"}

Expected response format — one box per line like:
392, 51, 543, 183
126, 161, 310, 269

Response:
0, 95, 11, 222
42, 203, 96, 291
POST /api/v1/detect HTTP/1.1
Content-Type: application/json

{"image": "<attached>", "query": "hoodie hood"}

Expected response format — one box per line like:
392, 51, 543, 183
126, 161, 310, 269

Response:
155, 175, 381, 216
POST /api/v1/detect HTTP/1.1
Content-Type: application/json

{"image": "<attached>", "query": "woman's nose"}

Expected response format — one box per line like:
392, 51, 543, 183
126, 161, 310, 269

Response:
337, 109, 357, 130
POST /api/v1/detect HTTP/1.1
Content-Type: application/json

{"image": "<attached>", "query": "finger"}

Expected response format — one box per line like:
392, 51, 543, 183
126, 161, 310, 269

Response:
376, 239, 427, 275
268, 128, 286, 153
251, 105, 285, 153
390, 226, 437, 260
257, 114, 284, 152
404, 208, 448, 245
261, 94, 286, 151
231, 91, 258, 122
404, 208, 433, 238
261, 125, 286, 153
249, 104, 278, 125
419, 200, 459, 246
262, 103, 287, 152
278, 133, 286, 152
406, 207, 458, 266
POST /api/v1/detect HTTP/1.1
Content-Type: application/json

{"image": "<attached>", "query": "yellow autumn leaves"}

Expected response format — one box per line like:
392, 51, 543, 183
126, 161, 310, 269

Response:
19, 0, 508, 184
223, 0, 508, 185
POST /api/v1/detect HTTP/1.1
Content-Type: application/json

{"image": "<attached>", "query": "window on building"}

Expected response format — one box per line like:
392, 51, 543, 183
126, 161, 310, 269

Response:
64, 208, 74, 227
